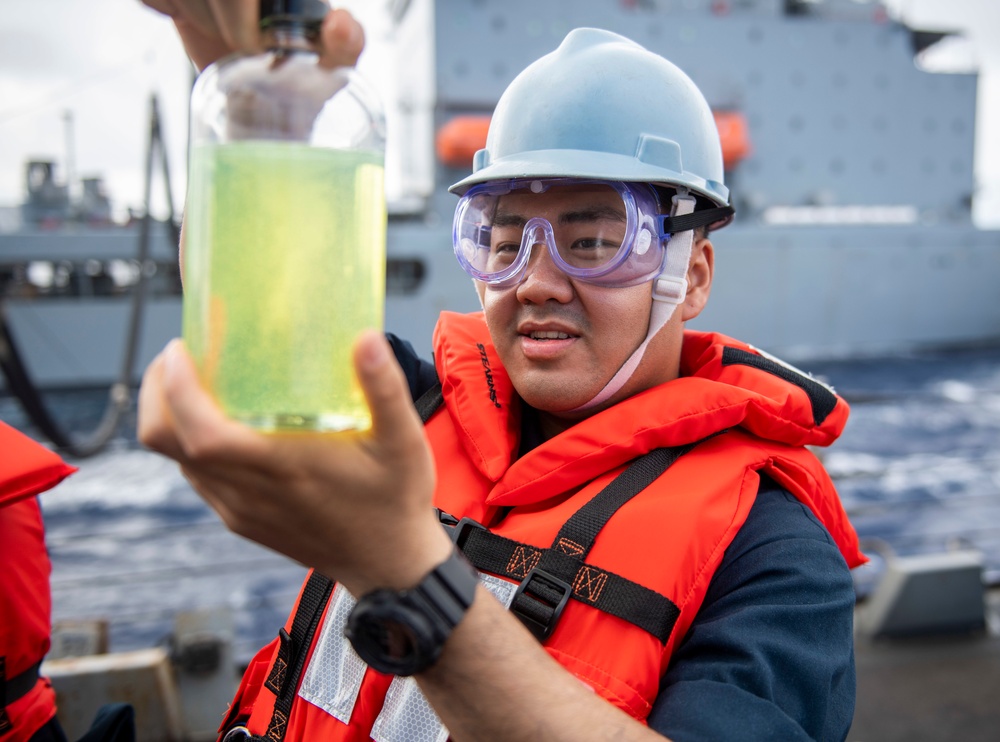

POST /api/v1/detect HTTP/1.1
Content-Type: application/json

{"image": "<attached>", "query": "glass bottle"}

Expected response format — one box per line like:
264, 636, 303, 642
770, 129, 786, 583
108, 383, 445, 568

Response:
184, 0, 387, 433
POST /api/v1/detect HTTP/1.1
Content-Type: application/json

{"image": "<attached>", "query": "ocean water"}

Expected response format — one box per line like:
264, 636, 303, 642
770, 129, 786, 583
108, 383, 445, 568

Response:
3, 345, 999, 661
810, 348, 1000, 594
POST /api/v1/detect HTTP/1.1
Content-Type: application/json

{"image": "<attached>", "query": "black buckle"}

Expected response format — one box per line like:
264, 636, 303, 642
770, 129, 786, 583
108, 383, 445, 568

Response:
511, 567, 572, 641
435, 508, 460, 528
438, 511, 487, 550
450, 517, 487, 550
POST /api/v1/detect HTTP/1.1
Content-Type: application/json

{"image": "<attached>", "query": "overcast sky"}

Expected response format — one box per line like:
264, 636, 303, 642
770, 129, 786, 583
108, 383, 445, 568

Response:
1, 0, 997, 226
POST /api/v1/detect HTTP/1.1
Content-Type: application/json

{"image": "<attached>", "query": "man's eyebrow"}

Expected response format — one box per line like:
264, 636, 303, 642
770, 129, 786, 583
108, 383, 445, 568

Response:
560, 206, 626, 224
492, 211, 526, 228
492, 205, 626, 228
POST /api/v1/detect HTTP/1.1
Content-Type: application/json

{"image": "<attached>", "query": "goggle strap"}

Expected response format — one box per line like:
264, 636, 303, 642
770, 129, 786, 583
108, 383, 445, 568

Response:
570, 195, 698, 413
656, 205, 734, 235
654, 194, 697, 306
653, 276, 688, 304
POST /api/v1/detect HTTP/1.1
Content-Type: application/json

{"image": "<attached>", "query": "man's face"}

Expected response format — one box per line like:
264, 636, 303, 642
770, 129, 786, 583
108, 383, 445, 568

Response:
477, 184, 687, 421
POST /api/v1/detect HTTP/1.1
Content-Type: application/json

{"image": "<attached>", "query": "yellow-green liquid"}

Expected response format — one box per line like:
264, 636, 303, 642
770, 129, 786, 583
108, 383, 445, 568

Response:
183, 141, 386, 432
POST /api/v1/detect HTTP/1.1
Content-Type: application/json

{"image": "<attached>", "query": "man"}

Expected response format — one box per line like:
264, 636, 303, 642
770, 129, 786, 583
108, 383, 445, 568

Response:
140, 3, 864, 740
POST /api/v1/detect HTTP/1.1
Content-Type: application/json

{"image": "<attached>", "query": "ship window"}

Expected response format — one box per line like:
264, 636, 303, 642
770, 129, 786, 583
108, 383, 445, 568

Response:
386, 258, 426, 296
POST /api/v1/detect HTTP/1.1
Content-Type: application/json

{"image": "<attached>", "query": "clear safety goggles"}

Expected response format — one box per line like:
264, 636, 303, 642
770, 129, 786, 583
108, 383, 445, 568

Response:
452, 179, 671, 288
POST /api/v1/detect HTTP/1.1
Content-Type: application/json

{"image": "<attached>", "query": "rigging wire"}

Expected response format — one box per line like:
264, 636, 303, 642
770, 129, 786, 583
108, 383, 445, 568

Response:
0, 94, 180, 457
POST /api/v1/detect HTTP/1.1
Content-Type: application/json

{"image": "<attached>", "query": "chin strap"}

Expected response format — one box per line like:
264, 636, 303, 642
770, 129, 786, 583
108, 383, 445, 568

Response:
570, 192, 697, 413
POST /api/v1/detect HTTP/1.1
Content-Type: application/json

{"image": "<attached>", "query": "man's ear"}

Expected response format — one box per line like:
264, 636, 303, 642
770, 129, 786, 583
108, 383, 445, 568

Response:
680, 237, 713, 322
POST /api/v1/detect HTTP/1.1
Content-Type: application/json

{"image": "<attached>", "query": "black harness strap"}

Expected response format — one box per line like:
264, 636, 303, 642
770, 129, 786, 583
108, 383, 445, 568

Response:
721, 346, 837, 426
261, 571, 334, 741
550, 445, 695, 560
451, 442, 706, 643
414, 382, 444, 424
1, 657, 42, 736
457, 526, 679, 642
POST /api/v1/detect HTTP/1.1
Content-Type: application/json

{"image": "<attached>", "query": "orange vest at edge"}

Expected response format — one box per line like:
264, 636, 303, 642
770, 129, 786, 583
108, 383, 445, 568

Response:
0, 422, 76, 742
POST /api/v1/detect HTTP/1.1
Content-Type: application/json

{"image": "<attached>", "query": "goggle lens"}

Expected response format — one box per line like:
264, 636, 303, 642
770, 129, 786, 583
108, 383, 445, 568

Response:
454, 180, 664, 287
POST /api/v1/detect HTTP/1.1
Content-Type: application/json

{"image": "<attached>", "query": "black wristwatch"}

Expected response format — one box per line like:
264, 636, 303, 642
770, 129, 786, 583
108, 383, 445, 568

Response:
345, 547, 479, 676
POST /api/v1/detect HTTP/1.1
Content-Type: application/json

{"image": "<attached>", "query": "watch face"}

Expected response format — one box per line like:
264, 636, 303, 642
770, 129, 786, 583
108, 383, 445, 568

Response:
361, 611, 421, 661
346, 591, 439, 676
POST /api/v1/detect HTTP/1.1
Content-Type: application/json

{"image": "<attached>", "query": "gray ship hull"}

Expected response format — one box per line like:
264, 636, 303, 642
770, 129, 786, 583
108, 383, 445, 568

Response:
4, 219, 998, 391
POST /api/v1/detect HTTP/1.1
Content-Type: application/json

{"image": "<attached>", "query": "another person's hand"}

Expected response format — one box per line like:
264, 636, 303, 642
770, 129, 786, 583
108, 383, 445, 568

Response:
141, 0, 365, 71
137, 331, 452, 596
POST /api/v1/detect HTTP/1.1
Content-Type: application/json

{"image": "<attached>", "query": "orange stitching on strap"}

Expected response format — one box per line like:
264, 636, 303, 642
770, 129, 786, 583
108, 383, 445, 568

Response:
507, 546, 541, 578
573, 566, 608, 603
264, 656, 287, 695
267, 709, 288, 741
556, 537, 585, 556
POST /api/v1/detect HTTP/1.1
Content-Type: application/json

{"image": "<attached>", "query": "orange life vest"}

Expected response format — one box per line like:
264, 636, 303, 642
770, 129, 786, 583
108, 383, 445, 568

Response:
0, 422, 76, 742
219, 312, 864, 741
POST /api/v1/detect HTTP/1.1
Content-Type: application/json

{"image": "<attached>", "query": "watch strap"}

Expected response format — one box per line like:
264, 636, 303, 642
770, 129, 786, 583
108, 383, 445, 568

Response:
408, 545, 479, 631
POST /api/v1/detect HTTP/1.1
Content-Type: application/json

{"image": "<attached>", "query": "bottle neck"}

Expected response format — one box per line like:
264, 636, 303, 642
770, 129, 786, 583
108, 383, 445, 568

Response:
261, 22, 321, 54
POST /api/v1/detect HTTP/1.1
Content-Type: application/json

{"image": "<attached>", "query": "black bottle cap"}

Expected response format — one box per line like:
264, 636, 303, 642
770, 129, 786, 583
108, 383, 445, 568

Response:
259, 0, 329, 25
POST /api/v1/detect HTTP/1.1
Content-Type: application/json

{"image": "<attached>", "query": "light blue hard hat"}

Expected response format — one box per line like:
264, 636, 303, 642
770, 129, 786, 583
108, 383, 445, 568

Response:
449, 28, 731, 227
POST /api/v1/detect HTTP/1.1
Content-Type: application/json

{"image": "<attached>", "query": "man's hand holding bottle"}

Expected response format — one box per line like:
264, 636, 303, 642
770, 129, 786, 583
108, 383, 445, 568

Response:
141, 0, 365, 71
